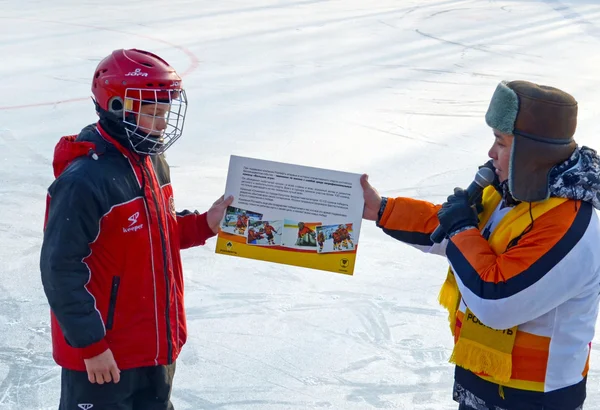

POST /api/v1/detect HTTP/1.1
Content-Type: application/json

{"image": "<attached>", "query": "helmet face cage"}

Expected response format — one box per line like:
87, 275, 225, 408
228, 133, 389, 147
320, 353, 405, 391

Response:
122, 87, 188, 155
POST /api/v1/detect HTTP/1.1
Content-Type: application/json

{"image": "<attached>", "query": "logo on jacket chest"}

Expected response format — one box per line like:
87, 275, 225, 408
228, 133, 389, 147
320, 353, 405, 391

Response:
169, 196, 176, 219
123, 211, 144, 233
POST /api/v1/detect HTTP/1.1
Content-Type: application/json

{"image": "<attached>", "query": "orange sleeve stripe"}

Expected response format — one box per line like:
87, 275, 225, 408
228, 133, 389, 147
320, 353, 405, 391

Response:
379, 197, 441, 233
378, 196, 397, 227
378, 197, 442, 245
446, 201, 591, 299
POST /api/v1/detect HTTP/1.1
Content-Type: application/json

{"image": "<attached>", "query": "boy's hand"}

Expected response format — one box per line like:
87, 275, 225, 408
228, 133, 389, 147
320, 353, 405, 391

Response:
84, 348, 121, 384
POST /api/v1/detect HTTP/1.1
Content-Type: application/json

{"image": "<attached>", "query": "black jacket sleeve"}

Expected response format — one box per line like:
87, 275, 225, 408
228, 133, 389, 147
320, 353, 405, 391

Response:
40, 172, 107, 352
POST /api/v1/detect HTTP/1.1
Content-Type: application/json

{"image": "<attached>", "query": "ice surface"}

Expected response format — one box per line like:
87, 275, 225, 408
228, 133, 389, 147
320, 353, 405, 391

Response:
1, 0, 599, 408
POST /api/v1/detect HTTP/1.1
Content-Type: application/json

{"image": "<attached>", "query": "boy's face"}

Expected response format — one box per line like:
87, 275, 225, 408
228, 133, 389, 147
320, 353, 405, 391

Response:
488, 130, 514, 183
137, 103, 170, 137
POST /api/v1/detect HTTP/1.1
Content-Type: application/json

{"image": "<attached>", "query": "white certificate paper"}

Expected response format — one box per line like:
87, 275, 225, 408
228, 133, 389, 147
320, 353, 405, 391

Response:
215, 155, 364, 275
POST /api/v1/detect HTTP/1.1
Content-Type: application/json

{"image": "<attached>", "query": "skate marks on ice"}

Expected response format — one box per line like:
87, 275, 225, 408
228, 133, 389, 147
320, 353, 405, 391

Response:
349, 122, 474, 153
348, 3, 581, 154
413, 27, 540, 61
412, 1, 600, 80
414, 29, 510, 58
0, 343, 57, 409
0, 128, 49, 269
175, 348, 450, 409
188, 3, 521, 114
0, 127, 57, 410
0, 254, 49, 404
183, 289, 452, 409
333, 336, 451, 408
0, 275, 56, 409
185, 292, 293, 321
0, 128, 50, 190
175, 336, 335, 409
185, 289, 443, 324
409, 2, 594, 69
175, 386, 334, 410
542, 0, 600, 40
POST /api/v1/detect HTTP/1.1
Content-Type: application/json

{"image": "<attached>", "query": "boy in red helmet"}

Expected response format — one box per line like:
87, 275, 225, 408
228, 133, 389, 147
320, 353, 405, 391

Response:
40, 49, 233, 409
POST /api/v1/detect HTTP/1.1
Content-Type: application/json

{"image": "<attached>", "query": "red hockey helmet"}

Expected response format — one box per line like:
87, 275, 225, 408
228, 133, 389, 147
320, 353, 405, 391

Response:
91, 49, 187, 155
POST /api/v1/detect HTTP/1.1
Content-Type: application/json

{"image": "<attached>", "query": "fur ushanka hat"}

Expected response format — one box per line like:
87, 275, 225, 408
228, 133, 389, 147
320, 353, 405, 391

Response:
485, 80, 578, 202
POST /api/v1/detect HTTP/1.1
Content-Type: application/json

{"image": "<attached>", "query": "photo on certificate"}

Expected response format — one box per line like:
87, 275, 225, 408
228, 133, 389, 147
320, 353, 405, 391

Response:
316, 223, 355, 254
221, 206, 263, 237
246, 220, 283, 246
216, 155, 364, 275
281, 220, 321, 250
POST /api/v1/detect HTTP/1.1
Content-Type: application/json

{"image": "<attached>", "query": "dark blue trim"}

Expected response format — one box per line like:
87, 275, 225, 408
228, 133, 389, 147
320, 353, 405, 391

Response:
382, 227, 434, 246
454, 366, 586, 410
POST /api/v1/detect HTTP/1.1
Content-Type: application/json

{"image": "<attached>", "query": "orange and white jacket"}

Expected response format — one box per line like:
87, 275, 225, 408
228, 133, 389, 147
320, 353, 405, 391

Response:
377, 186, 600, 409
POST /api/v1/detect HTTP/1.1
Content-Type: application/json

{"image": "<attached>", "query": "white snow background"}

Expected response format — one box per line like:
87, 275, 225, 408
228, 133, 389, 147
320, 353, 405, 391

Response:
1, 0, 599, 409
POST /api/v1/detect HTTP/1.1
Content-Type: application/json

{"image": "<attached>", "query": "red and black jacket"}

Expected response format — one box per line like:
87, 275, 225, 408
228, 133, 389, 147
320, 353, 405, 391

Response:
40, 123, 215, 371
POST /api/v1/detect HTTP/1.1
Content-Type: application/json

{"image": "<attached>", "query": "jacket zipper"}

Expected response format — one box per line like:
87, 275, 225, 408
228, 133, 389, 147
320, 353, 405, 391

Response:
141, 162, 173, 364
141, 196, 160, 365
106, 276, 121, 330
152, 164, 180, 348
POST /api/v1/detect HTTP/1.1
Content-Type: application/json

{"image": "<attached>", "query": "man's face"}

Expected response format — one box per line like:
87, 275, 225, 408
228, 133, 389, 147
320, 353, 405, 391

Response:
488, 130, 514, 183
137, 103, 170, 137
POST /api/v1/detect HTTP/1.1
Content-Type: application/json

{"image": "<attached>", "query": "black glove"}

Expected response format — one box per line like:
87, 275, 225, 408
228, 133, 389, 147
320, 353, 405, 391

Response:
437, 188, 479, 238
472, 190, 484, 215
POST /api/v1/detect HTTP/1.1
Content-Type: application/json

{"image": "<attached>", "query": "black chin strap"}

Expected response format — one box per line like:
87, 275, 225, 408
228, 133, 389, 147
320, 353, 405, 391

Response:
93, 99, 155, 157
93, 99, 130, 144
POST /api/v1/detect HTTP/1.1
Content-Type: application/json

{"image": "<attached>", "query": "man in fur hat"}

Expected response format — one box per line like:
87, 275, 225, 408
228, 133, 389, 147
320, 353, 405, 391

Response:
361, 80, 600, 410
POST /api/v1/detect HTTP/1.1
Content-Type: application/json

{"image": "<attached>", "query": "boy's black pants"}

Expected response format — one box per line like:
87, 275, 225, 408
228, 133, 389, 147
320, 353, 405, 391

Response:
59, 363, 176, 410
